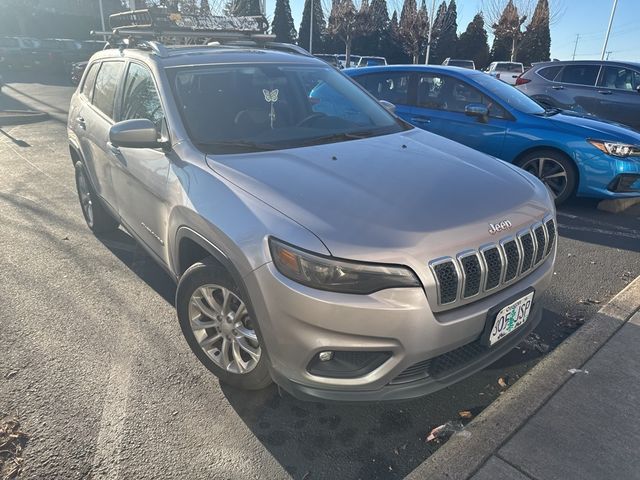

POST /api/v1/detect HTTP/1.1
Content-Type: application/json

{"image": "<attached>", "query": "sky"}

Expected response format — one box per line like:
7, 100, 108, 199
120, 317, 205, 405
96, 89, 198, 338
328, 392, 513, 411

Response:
262, 0, 640, 62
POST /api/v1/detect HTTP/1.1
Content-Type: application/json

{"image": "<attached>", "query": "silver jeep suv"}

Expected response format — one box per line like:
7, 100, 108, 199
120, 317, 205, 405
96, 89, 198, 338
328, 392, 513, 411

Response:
68, 41, 556, 401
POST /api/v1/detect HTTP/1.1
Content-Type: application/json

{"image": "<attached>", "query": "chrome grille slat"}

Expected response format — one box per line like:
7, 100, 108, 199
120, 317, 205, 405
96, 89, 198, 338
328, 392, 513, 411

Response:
430, 217, 556, 309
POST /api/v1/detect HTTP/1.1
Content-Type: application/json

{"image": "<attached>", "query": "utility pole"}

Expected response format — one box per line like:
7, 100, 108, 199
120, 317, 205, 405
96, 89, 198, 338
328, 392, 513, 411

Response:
606, 50, 612, 60
572, 34, 580, 61
424, 0, 436, 64
601, 0, 619, 60
309, 0, 314, 54
98, 0, 107, 41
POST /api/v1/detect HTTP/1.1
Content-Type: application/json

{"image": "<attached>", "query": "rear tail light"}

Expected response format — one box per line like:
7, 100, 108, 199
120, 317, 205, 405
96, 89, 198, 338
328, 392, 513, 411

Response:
516, 75, 531, 86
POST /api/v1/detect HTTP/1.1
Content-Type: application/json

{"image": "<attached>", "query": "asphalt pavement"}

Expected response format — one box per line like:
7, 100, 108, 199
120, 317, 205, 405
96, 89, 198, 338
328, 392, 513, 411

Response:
0, 73, 639, 480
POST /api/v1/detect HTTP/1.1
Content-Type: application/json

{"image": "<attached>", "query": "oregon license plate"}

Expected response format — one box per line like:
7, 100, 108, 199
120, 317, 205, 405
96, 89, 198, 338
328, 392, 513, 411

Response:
488, 292, 534, 346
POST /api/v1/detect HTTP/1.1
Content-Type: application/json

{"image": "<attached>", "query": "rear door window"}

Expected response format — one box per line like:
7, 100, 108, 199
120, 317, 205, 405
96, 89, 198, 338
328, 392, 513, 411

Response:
537, 65, 562, 81
597, 66, 640, 91
92, 61, 124, 119
558, 64, 600, 86
357, 72, 411, 105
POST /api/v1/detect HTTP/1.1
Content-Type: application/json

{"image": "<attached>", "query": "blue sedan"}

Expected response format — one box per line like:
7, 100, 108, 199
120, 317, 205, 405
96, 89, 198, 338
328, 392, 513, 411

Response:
341, 65, 640, 204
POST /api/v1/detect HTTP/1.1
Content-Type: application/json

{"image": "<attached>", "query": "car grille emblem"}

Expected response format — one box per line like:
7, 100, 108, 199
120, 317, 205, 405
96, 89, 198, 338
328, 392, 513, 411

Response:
488, 220, 513, 235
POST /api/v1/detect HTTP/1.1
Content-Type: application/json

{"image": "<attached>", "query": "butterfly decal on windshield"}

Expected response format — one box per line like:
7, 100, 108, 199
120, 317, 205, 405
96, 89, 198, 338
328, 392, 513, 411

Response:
263, 89, 279, 128
263, 89, 279, 103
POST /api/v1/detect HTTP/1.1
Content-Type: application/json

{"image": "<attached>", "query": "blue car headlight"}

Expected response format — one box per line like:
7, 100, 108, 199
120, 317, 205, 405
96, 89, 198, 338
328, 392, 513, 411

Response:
588, 139, 640, 158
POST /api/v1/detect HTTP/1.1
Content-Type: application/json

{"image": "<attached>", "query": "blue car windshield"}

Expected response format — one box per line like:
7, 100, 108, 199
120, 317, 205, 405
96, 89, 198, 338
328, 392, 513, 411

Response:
472, 73, 545, 115
169, 63, 406, 154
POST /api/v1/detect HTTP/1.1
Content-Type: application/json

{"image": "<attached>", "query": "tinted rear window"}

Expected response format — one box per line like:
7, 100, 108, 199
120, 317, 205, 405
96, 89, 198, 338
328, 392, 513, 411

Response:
558, 65, 600, 86
448, 60, 475, 68
537, 65, 562, 80
496, 63, 523, 73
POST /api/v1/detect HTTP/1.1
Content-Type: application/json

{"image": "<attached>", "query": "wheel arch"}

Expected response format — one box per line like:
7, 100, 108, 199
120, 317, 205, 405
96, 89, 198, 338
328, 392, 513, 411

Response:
514, 145, 580, 181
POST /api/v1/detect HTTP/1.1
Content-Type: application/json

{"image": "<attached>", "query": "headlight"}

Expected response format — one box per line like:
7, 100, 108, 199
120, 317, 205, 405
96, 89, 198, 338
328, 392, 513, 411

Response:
588, 139, 640, 158
269, 237, 421, 294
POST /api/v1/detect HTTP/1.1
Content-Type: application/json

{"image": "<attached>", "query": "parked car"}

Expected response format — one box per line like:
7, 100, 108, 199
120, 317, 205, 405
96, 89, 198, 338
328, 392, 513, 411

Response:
337, 53, 361, 68
356, 56, 387, 67
37, 38, 84, 72
0, 36, 42, 69
346, 65, 640, 204
486, 61, 524, 85
516, 60, 640, 132
443, 58, 475, 69
0, 37, 21, 69
313, 53, 340, 68
70, 60, 88, 86
69, 38, 556, 402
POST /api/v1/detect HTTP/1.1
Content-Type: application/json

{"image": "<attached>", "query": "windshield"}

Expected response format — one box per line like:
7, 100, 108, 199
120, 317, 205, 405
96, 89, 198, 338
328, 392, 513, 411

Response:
169, 63, 407, 154
449, 60, 474, 68
472, 73, 545, 115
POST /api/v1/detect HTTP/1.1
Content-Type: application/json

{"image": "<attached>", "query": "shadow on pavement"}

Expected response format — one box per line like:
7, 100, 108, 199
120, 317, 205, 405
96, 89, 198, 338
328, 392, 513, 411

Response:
557, 198, 640, 253
0, 69, 72, 87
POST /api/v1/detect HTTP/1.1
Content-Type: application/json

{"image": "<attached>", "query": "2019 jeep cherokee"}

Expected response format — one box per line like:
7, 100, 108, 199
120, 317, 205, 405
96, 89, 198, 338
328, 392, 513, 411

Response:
68, 41, 556, 401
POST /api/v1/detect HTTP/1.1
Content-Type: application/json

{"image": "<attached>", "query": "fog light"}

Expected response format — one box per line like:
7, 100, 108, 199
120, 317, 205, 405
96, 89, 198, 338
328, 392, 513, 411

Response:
318, 351, 334, 362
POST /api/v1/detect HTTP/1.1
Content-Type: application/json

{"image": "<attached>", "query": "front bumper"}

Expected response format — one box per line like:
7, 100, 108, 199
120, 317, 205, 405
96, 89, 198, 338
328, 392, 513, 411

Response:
245, 253, 554, 402
577, 152, 640, 199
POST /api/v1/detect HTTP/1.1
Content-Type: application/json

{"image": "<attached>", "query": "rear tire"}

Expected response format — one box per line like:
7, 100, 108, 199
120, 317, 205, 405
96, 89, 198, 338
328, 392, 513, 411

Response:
74, 161, 119, 233
516, 150, 577, 206
176, 258, 272, 390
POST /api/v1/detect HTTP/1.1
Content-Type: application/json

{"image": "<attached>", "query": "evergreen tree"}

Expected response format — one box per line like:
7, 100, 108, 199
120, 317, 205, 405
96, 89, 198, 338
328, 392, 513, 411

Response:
225, 0, 262, 16
517, 0, 550, 65
327, 0, 371, 65
199, 0, 211, 15
437, 0, 458, 61
298, 0, 326, 53
398, 0, 427, 63
271, 0, 296, 43
428, 1, 448, 64
387, 10, 409, 64
457, 13, 490, 69
490, 0, 527, 61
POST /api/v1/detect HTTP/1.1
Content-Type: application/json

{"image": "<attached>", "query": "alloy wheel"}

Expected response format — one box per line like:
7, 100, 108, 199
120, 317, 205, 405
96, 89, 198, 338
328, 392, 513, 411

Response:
520, 156, 568, 200
76, 169, 94, 226
188, 284, 261, 374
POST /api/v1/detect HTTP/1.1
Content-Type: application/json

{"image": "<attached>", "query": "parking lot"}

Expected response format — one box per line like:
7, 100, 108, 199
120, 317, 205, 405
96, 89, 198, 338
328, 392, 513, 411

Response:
1, 73, 639, 479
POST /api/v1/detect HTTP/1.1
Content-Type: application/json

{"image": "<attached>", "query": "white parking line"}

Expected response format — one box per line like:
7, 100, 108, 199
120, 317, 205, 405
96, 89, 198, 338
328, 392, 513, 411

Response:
91, 357, 132, 479
558, 222, 640, 240
557, 211, 638, 232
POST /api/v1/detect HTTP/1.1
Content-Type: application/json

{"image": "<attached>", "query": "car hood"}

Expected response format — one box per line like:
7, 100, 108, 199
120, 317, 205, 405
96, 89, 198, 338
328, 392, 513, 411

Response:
547, 111, 640, 142
206, 129, 552, 262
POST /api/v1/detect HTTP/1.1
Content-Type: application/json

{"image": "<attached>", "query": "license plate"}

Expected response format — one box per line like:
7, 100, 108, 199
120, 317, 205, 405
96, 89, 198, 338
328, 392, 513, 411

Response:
488, 292, 534, 346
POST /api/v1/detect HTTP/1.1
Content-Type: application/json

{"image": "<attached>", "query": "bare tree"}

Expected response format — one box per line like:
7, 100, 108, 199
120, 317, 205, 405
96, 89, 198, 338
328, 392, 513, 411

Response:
327, 0, 372, 66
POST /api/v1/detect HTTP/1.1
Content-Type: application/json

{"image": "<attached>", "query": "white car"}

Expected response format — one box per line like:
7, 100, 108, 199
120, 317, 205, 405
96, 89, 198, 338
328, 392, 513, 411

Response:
486, 61, 524, 85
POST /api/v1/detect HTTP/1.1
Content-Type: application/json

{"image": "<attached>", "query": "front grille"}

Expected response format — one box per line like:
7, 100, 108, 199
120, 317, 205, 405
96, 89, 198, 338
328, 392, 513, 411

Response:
482, 247, 502, 290
460, 254, 481, 298
520, 232, 534, 272
430, 216, 556, 309
433, 261, 458, 304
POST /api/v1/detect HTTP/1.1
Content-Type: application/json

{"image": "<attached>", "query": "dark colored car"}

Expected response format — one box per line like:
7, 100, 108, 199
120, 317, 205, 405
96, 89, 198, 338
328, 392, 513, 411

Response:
516, 60, 640, 131
70, 60, 88, 86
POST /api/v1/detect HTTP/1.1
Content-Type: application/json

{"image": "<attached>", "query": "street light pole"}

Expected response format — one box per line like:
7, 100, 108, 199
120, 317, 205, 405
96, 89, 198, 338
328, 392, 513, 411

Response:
601, 0, 619, 60
98, 0, 107, 41
424, 0, 436, 64
309, 0, 314, 55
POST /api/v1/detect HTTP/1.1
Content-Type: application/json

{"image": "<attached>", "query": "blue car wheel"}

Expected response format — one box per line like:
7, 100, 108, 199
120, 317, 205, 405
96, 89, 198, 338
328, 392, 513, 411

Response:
516, 150, 577, 205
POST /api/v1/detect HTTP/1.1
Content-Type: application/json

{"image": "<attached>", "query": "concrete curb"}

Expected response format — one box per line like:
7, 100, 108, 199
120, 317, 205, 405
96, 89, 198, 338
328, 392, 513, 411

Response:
407, 275, 640, 480
597, 198, 640, 214
0, 109, 49, 126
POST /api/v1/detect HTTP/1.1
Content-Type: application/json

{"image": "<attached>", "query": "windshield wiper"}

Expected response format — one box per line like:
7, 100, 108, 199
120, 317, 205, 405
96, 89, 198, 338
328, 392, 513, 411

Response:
196, 140, 278, 152
302, 130, 381, 145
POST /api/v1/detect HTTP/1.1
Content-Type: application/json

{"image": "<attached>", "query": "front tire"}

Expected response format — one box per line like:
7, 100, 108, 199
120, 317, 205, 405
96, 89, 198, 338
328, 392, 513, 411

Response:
176, 258, 272, 390
516, 150, 577, 205
74, 161, 119, 233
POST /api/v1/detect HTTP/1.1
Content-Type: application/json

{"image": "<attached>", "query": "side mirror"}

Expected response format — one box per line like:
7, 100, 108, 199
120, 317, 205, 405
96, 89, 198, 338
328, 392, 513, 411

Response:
379, 99, 396, 114
109, 119, 167, 149
465, 103, 489, 122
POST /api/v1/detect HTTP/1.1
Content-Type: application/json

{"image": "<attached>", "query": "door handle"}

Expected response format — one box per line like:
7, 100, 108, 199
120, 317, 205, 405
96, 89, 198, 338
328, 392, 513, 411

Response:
76, 116, 86, 129
551, 85, 564, 90
597, 90, 613, 95
411, 116, 431, 124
